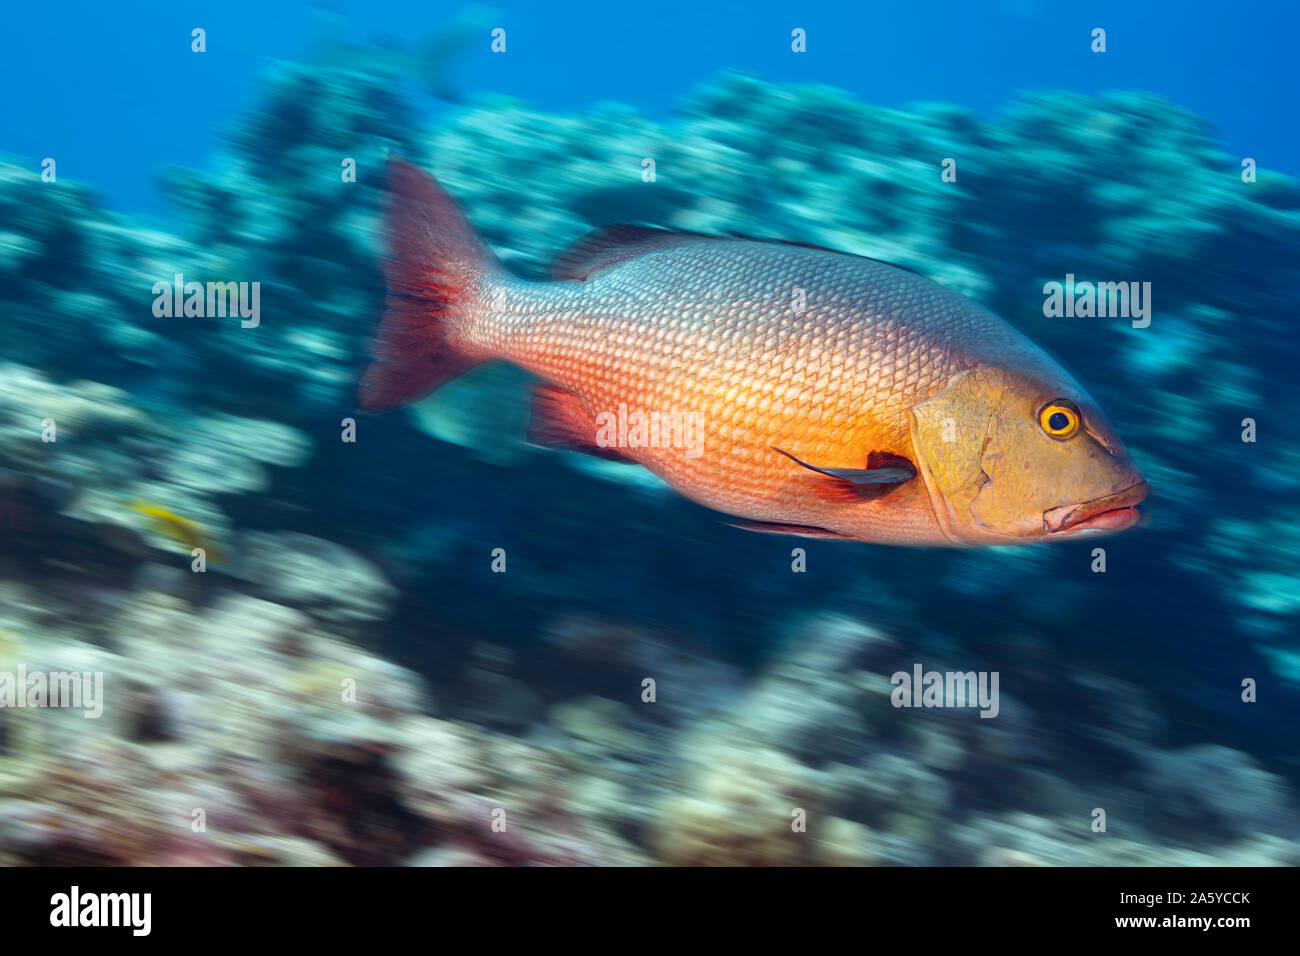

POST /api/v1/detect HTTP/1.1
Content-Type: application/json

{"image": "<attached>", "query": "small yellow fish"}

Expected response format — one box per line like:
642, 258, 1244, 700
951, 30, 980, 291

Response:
127, 501, 225, 563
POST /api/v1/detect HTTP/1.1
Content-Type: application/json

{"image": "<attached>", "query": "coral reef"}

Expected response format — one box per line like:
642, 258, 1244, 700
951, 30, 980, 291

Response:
0, 62, 1297, 865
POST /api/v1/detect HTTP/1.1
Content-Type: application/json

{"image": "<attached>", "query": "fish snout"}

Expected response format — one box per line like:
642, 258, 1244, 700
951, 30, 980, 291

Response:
1042, 479, 1148, 536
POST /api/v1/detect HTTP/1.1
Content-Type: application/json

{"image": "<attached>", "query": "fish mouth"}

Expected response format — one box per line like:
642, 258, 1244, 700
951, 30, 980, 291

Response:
1043, 481, 1148, 536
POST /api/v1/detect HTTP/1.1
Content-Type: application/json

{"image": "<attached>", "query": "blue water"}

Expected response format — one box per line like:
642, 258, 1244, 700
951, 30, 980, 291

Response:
3, 0, 1294, 214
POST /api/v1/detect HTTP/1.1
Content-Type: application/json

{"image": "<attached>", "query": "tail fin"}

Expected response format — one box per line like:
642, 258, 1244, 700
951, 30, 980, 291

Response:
359, 156, 499, 412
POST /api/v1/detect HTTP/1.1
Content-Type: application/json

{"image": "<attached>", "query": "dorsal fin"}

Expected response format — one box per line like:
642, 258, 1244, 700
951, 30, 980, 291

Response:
552, 225, 697, 281
552, 224, 926, 282
723, 233, 930, 278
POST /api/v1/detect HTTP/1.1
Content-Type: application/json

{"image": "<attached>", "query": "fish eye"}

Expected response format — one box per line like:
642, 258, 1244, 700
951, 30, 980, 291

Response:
1038, 398, 1081, 440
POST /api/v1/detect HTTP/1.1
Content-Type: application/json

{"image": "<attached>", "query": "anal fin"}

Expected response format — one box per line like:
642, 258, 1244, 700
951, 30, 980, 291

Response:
527, 386, 634, 462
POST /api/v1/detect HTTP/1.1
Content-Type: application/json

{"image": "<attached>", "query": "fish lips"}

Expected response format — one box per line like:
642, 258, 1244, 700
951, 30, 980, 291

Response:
1042, 480, 1149, 536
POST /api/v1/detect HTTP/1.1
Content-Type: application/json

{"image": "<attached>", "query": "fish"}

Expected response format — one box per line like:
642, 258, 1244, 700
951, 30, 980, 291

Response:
305, 2, 496, 102
359, 158, 1148, 546
127, 501, 225, 563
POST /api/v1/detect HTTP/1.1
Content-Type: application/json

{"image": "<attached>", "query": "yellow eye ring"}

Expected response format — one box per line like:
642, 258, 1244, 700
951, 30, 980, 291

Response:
1038, 399, 1081, 440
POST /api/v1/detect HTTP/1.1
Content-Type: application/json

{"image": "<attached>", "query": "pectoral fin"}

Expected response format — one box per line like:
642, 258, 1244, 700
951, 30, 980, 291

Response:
771, 446, 916, 501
